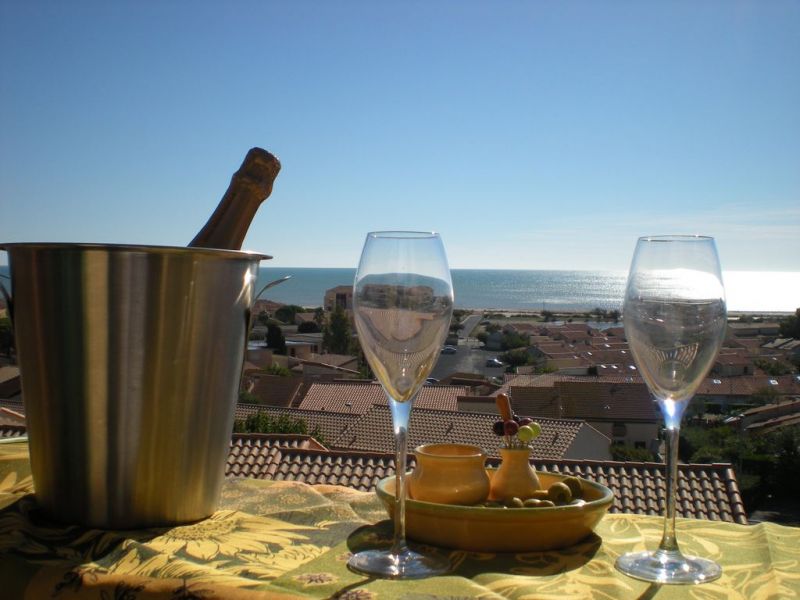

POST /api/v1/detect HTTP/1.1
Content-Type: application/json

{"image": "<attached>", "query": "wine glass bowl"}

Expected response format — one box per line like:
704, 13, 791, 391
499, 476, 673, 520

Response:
348, 231, 454, 579
616, 235, 727, 584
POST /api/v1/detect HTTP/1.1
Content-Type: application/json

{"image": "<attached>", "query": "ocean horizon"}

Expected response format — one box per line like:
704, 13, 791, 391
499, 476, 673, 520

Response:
254, 267, 798, 313
1, 265, 797, 313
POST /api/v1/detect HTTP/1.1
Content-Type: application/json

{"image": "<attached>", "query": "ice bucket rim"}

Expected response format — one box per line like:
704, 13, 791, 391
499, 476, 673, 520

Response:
0, 242, 271, 261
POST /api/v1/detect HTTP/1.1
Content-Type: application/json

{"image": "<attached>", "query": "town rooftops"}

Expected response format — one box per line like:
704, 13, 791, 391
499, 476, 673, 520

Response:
224, 433, 747, 524
235, 402, 606, 459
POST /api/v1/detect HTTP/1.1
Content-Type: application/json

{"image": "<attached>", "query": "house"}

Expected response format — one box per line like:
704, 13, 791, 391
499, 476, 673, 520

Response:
712, 350, 755, 376
734, 399, 800, 433
241, 374, 305, 408
296, 353, 359, 383
296, 381, 468, 414
499, 375, 660, 452
0, 366, 21, 399
323, 286, 353, 311
283, 332, 323, 358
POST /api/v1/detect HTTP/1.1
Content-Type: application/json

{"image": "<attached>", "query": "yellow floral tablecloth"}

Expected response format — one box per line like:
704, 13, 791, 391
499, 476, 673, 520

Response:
1, 439, 799, 599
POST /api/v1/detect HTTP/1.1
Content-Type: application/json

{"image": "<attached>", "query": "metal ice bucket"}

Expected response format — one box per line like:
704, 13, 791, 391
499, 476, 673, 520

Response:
0, 243, 268, 528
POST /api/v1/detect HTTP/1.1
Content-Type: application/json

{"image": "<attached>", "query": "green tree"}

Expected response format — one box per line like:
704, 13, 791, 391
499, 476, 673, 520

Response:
255, 310, 270, 326
298, 321, 320, 333
501, 331, 528, 350
266, 323, 286, 354
232, 412, 326, 444
610, 444, 657, 462
323, 304, 351, 354
500, 348, 532, 367
264, 364, 291, 377
541, 310, 554, 322
778, 308, 800, 338
755, 358, 795, 376
751, 385, 781, 406
608, 309, 621, 322
275, 304, 304, 324
313, 307, 325, 328
239, 390, 260, 404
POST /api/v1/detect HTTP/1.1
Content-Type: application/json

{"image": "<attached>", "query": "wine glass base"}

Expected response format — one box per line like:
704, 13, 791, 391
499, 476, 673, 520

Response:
615, 549, 721, 585
348, 547, 450, 580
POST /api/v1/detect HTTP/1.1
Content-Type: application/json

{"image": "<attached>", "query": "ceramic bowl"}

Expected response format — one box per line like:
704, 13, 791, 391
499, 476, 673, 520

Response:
377, 470, 613, 552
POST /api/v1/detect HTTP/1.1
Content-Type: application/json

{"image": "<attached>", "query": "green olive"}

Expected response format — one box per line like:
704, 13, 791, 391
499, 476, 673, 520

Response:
563, 476, 583, 499
538, 500, 556, 508
523, 498, 542, 508
547, 482, 572, 505
505, 497, 525, 508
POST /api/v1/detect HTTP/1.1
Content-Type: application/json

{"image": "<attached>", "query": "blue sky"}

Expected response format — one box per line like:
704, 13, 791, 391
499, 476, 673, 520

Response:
1, 1, 798, 271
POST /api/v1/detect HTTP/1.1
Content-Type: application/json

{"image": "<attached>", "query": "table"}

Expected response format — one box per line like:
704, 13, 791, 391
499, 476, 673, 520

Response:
1, 439, 798, 599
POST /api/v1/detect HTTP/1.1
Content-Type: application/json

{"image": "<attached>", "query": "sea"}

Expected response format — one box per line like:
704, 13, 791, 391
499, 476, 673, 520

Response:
254, 268, 798, 313
1, 266, 797, 313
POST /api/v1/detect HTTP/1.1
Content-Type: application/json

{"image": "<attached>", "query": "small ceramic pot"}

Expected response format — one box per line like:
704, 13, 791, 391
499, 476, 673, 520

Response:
489, 447, 541, 501
408, 443, 490, 505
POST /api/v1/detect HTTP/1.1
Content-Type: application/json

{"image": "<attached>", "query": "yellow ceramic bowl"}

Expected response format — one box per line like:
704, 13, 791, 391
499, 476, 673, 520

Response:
376, 471, 613, 552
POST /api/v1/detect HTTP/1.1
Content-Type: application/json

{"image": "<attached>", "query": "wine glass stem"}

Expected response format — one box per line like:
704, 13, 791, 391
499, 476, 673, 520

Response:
390, 398, 413, 554
659, 425, 681, 555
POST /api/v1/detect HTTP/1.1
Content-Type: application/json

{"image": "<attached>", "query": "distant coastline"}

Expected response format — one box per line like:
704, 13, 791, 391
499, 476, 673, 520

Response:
1, 265, 797, 314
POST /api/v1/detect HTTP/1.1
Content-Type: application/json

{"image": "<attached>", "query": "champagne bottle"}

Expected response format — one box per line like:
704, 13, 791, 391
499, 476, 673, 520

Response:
189, 147, 281, 250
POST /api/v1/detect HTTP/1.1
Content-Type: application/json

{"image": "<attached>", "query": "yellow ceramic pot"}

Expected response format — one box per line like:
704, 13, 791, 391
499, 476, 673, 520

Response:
408, 443, 490, 505
488, 447, 541, 501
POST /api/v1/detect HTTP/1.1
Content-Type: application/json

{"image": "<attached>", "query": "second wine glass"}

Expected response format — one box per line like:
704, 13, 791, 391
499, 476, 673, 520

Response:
347, 231, 454, 579
616, 235, 727, 584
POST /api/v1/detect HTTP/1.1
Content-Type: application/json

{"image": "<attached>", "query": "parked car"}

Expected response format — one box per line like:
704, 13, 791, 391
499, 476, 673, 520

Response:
485, 357, 504, 367
440, 346, 458, 355
425, 377, 440, 385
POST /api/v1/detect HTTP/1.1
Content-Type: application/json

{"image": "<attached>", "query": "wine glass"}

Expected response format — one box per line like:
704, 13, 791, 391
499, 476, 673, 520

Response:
348, 231, 454, 579
616, 235, 727, 584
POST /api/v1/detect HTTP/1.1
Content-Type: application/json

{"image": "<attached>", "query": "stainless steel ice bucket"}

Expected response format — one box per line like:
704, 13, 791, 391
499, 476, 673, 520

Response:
1, 243, 268, 528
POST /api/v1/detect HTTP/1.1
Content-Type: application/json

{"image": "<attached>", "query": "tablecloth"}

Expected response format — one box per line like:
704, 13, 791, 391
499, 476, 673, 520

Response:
1, 439, 798, 599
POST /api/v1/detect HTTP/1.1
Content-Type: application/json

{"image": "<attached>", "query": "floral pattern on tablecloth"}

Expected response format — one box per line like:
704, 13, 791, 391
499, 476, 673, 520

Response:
1, 439, 799, 599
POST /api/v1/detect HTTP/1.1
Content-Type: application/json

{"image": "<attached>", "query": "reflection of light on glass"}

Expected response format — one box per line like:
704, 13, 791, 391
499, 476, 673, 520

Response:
660, 398, 681, 429
636, 269, 725, 301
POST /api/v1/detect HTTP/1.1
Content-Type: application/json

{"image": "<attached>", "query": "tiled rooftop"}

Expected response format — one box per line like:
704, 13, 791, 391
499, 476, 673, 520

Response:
500, 377, 659, 423
224, 433, 747, 524
246, 374, 304, 407
326, 404, 593, 459
0, 424, 26, 439
696, 375, 800, 397
297, 381, 467, 414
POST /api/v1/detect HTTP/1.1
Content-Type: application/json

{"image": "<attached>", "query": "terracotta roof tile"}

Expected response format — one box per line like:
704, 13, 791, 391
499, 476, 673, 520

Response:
0, 424, 26, 438
224, 438, 747, 523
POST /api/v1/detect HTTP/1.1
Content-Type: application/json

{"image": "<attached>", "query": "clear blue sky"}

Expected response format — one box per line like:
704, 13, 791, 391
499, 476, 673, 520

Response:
1, 1, 798, 271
